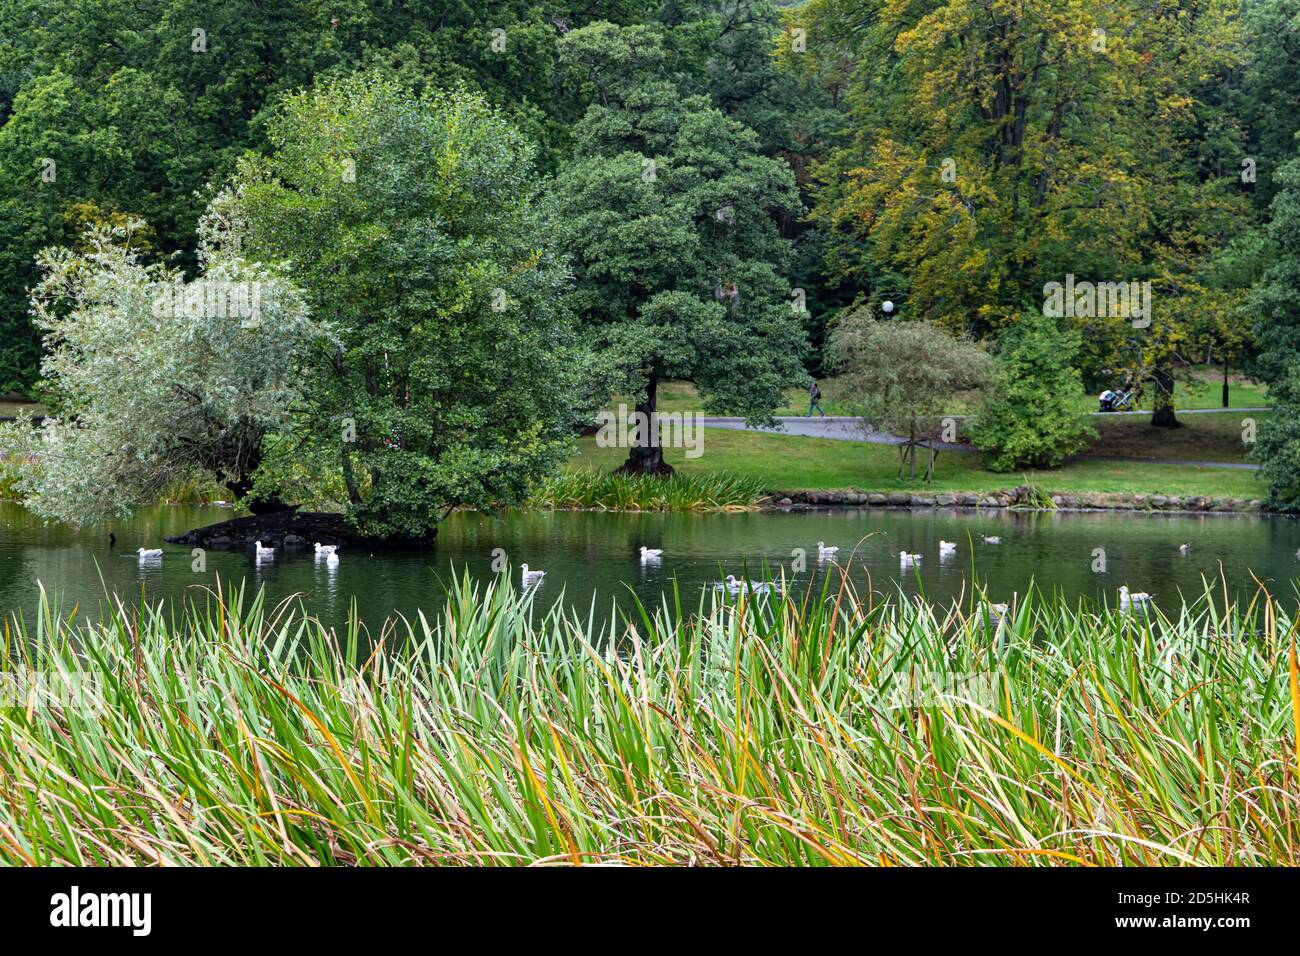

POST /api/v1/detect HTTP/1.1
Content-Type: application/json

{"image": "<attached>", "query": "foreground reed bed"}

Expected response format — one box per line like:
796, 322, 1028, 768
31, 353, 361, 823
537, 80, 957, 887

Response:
1, 574, 1297, 866
528, 469, 766, 511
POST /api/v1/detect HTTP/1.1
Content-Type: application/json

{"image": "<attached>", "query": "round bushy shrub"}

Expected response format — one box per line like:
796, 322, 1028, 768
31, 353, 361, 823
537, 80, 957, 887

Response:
971, 312, 1095, 471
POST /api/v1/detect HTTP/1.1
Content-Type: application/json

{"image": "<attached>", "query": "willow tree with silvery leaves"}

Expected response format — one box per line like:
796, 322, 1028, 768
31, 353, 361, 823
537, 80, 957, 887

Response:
0, 209, 320, 525
226, 77, 593, 541
554, 22, 808, 475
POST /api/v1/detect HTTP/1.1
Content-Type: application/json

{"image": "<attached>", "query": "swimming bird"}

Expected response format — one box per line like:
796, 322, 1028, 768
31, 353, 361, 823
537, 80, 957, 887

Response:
326, 551, 339, 568
136, 547, 163, 559
639, 546, 663, 559
939, 540, 956, 554
315, 542, 339, 556
1119, 586, 1152, 612
983, 602, 1009, 628
899, 551, 921, 566
717, 575, 770, 594
254, 541, 275, 558
1178, 543, 1190, 555
521, 564, 546, 586
982, 535, 1001, 545
817, 541, 839, 557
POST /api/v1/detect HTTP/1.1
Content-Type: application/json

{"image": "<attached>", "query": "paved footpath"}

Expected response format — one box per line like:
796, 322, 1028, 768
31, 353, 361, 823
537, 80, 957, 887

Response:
700, 416, 969, 450
699, 414, 1264, 470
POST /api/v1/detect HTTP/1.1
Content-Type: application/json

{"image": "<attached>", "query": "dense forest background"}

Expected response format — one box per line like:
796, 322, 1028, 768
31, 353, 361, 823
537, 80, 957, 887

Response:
2, 0, 1298, 433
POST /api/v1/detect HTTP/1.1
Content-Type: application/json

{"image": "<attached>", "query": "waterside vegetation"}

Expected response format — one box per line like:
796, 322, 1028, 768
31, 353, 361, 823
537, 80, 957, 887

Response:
1, 576, 1296, 866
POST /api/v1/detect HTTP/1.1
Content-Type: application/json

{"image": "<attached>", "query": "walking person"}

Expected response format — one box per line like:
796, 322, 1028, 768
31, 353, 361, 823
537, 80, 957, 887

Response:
807, 381, 826, 417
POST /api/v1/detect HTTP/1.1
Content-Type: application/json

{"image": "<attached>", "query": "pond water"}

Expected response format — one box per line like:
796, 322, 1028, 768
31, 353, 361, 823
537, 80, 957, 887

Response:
2, 501, 1299, 633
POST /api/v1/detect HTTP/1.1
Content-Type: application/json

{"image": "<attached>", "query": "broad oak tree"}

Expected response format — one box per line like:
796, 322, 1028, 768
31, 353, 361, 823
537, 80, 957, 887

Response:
554, 21, 807, 474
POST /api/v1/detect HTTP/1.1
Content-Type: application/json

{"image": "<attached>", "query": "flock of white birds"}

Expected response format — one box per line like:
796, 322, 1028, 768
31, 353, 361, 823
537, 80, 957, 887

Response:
129, 532, 1186, 612
136, 541, 342, 567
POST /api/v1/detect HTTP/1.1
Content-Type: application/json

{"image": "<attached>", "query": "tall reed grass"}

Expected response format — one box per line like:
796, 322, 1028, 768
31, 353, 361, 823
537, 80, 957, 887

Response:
1, 573, 1296, 866
529, 469, 766, 511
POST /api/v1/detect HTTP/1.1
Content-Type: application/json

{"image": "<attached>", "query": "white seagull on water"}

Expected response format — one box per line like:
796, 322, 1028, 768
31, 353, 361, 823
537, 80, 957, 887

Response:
1119, 586, 1152, 613
717, 575, 771, 594
639, 547, 663, 559
137, 547, 163, 559
521, 564, 546, 587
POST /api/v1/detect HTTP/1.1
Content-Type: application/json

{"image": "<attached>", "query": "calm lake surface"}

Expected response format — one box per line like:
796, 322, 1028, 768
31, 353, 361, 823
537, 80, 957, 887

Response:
2, 501, 1299, 632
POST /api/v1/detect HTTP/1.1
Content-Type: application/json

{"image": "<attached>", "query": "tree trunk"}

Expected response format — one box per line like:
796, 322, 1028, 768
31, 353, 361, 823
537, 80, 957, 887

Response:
909, 417, 918, 479
1150, 365, 1180, 429
1222, 360, 1230, 408
222, 440, 291, 514
614, 373, 674, 476
226, 475, 288, 514
341, 443, 360, 504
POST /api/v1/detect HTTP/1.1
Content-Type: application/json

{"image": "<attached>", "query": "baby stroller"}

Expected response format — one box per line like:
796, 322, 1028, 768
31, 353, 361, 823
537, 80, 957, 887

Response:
1098, 387, 1135, 412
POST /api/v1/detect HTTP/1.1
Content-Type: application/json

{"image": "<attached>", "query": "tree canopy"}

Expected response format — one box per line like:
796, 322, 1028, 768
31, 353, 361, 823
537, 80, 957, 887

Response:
554, 20, 808, 473
3, 0, 1300, 509
229, 77, 594, 539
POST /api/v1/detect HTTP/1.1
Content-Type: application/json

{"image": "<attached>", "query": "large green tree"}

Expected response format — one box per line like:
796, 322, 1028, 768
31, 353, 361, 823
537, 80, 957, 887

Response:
554, 21, 807, 474
229, 76, 592, 540
0, 0, 652, 393
1237, 0, 1300, 214
0, 68, 202, 392
807, 0, 1250, 428
1248, 155, 1300, 507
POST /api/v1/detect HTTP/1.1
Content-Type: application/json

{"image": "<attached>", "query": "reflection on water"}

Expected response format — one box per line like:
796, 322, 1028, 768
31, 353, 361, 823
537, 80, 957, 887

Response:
2, 501, 1299, 633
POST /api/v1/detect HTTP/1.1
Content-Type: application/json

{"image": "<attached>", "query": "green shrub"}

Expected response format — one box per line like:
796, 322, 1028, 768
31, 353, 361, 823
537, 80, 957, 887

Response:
1251, 368, 1300, 508
971, 312, 1095, 471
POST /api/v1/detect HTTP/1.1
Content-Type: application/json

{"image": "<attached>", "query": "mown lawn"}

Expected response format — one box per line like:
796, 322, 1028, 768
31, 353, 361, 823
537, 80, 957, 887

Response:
569, 428, 1266, 498
0, 400, 45, 417
1086, 412, 1265, 463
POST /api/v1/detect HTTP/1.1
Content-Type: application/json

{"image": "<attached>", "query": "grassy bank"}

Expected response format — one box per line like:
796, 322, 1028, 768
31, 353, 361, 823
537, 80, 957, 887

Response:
0, 400, 47, 418
1, 577, 1296, 866
569, 430, 1264, 498
1086, 412, 1264, 463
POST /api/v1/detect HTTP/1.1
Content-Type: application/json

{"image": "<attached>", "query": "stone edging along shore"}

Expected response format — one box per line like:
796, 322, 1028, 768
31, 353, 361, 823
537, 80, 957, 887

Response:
764, 485, 1281, 515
